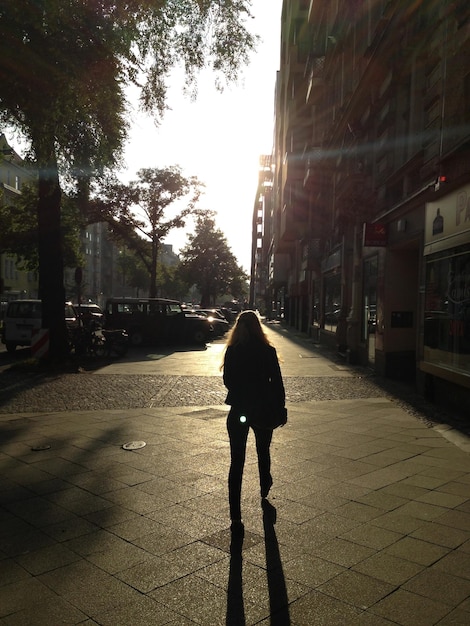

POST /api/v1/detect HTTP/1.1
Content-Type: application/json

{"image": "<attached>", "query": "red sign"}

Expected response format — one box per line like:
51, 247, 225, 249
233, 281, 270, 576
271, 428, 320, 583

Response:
363, 223, 387, 247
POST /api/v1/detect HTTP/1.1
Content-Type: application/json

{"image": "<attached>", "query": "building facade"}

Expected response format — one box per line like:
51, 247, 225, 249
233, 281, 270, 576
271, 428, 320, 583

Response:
261, 0, 470, 411
250, 155, 275, 316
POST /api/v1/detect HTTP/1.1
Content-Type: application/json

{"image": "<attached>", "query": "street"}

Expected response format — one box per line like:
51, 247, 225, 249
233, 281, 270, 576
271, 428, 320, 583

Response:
2, 321, 468, 445
88, 322, 356, 379
0, 321, 387, 418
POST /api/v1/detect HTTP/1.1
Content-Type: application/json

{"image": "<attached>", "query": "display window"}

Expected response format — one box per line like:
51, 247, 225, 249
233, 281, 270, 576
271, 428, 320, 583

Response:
424, 246, 470, 375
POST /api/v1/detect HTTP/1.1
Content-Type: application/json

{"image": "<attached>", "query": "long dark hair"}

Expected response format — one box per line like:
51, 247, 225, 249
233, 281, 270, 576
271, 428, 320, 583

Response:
225, 310, 271, 347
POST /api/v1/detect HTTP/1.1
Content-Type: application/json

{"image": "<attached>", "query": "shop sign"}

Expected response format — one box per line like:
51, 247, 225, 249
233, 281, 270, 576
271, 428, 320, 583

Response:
425, 184, 470, 252
363, 222, 387, 247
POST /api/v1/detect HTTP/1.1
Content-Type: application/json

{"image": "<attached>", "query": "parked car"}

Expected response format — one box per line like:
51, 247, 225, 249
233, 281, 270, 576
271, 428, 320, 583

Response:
1, 299, 78, 353
219, 306, 237, 323
104, 297, 215, 346
196, 309, 230, 336
75, 303, 104, 328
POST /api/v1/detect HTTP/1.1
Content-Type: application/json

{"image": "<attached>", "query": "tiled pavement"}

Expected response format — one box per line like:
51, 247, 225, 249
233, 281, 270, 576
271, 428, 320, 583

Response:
1, 393, 470, 624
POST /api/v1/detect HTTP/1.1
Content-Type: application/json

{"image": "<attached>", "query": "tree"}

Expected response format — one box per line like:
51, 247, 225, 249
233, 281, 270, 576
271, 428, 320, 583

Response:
179, 212, 248, 307
0, 181, 83, 271
116, 249, 149, 296
93, 166, 204, 298
0, 1, 257, 360
158, 263, 190, 301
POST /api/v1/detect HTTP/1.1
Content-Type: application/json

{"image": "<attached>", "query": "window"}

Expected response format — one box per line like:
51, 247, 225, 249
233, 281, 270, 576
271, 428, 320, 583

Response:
117, 302, 144, 314
424, 246, 470, 375
167, 303, 182, 316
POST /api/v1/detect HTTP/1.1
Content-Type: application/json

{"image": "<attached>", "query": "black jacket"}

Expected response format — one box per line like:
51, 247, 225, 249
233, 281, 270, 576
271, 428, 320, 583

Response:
223, 340, 285, 410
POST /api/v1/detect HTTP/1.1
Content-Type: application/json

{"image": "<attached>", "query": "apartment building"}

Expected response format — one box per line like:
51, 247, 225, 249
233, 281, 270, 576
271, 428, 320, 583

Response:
250, 155, 273, 315
262, 1, 470, 411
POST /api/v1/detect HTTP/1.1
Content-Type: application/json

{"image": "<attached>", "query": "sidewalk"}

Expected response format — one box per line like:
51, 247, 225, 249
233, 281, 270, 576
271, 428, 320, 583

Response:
1, 395, 469, 624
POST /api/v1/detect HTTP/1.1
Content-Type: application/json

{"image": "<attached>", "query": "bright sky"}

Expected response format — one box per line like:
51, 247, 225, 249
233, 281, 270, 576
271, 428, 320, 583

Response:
121, 0, 283, 272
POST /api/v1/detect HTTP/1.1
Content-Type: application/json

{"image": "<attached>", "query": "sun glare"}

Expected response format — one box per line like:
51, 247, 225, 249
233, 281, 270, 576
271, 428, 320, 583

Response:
123, 0, 282, 270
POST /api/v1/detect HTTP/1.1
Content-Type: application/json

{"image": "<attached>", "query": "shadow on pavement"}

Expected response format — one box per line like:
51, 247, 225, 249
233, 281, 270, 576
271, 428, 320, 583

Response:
262, 499, 291, 625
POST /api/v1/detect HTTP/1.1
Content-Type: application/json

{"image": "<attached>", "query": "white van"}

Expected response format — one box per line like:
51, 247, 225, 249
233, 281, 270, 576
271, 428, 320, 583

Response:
1, 300, 78, 353
1, 299, 42, 353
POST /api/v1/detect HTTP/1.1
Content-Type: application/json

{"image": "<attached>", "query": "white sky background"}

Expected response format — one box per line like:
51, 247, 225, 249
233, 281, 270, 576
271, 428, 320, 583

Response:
121, 0, 283, 271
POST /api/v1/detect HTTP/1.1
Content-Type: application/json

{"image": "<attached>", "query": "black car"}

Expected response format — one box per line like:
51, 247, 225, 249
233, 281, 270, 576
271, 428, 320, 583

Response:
104, 298, 214, 346
75, 303, 104, 328
196, 309, 230, 336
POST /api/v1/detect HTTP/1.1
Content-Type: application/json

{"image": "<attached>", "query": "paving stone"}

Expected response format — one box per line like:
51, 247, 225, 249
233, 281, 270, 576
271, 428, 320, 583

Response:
316, 569, 396, 609
15, 543, 81, 575
1, 334, 469, 625
339, 522, 403, 550
0, 558, 30, 586
434, 509, 470, 532
352, 553, 425, 586
416, 490, 468, 508
150, 574, 239, 625
0, 596, 87, 625
94, 596, 177, 626
436, 608, 470, 625
282, 554, 346, 588
310, 537, 375, 567
289, 590, 363, 625
383, 536, 450, 566
0, 578, 60, 618
369, 588, 452, 625
410, 521, 470, 549
402, 568, 470, 606
432, 549, 470, 580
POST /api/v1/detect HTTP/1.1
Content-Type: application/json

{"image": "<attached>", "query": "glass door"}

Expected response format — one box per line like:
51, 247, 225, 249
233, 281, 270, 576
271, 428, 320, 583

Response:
363, 256, 378, 365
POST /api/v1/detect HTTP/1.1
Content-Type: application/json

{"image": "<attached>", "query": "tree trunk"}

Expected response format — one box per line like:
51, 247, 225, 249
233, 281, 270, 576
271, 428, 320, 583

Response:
36, 138, 68, 362
149, 239, 158, 298
200, 292, 211, 308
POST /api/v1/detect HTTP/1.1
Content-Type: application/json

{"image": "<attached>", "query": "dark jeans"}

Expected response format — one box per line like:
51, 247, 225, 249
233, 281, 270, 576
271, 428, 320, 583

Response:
227, 406, 273, 521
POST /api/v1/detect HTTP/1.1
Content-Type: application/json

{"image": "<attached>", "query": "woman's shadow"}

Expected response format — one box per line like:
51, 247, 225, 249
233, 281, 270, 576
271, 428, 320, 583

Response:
226, 500, 291, 625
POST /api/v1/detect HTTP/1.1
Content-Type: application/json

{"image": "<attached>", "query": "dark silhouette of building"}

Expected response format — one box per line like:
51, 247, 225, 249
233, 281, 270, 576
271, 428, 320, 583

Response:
256, 1, 470, 412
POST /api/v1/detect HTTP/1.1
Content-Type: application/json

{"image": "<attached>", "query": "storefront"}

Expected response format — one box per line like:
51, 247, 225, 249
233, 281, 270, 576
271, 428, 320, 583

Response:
421, 184, 470, 408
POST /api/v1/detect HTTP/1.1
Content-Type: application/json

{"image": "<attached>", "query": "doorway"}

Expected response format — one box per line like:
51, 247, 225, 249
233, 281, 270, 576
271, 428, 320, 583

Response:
363, 255, 378, 365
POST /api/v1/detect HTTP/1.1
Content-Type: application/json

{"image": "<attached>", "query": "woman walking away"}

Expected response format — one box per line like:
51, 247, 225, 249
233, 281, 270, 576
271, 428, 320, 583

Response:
223, 310, 286, 534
